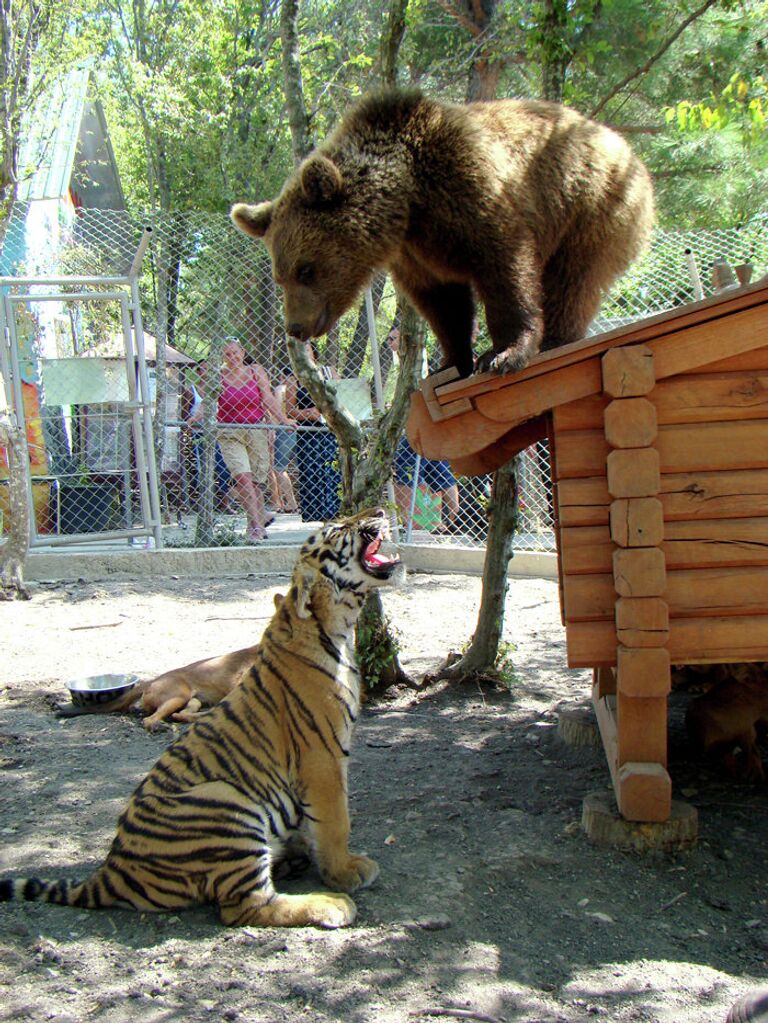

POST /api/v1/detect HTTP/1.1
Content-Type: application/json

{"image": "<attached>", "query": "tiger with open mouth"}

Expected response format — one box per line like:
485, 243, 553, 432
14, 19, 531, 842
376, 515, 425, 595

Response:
0, 508, 404, 929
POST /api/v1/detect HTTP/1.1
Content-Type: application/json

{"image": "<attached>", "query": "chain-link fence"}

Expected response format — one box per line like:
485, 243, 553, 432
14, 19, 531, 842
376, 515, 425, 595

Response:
1, 201, 766, 553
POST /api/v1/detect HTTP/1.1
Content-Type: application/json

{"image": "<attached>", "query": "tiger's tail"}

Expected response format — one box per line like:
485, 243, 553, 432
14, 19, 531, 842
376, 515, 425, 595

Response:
55, 680, 146, 718
0, 868, 117, 909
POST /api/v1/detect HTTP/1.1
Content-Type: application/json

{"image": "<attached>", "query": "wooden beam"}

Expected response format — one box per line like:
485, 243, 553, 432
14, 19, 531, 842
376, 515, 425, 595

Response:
560, 564, 768, 617
594, 665, 617, 698
558, 421, 768, 479
663, 517, 768, 569
474, 358, 601, 425
602, 345, 655, 397
562, 517, 768, 574
434, 280, 768, 405
655, 420, 768, 473
406, 388, 513, 460
609, 497, 664, 547
568, 613, 768, 667
448, 415, 548, 475
558, 468, 768, 526
555, 369, 768, 431
651, 304, 768, 381
607, 448, 660, 498
616, 596, 670, 647
604, 397, 658, 447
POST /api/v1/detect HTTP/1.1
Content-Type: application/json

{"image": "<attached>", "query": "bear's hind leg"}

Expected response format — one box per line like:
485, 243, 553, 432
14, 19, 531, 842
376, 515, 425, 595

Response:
541, 235, 626, 352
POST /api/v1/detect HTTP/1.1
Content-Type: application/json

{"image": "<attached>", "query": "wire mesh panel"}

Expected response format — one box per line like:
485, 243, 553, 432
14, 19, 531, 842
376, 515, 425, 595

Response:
1, 201, 766, 553
0, 277, 160, 547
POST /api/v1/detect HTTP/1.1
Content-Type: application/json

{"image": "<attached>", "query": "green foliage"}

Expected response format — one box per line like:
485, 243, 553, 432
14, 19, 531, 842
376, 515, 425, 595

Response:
356, 600, 402, 691
665, 73, 767, 141
495, 640, 521, 689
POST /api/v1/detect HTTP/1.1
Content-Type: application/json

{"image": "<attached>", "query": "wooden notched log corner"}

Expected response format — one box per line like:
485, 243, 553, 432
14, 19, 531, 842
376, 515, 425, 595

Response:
408, 279, 768, 831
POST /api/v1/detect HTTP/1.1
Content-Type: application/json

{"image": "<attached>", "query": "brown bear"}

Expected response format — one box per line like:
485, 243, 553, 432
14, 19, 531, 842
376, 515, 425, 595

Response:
231, 89, 654, 378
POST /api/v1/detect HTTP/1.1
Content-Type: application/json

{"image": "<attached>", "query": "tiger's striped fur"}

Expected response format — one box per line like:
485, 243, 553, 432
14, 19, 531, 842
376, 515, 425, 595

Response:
0, 509, 404, 928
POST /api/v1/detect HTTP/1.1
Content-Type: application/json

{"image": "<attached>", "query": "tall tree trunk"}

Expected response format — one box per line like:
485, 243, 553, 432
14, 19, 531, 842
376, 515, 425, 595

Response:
0, 412, 31, 599
280, 0, 312, 163
380, 0, 408, 87
539, 0, 570, 103
433, 458, 518, 681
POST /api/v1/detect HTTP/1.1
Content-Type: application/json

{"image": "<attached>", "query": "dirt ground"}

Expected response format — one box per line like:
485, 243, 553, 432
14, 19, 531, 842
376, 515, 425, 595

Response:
1, 564, 767, 1023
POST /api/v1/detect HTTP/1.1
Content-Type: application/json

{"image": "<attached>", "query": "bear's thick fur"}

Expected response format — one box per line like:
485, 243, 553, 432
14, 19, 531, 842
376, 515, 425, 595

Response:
232, 90, 654, 377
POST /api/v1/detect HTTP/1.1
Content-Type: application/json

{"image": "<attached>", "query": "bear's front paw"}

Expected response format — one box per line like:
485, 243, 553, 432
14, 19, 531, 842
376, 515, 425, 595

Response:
321, 854, 379, 893
476, 347, 532, 376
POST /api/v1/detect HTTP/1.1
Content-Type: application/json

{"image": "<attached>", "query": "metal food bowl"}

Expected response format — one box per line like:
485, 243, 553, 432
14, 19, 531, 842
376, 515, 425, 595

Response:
66, 673, 140, 708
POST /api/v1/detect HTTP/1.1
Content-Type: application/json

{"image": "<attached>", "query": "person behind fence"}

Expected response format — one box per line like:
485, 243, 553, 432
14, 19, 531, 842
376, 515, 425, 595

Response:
186, 367, 234, 511
193, 338, 292, 542
384, 325, 462, 535
270, 372, 299, 514
284, 342, 341, 523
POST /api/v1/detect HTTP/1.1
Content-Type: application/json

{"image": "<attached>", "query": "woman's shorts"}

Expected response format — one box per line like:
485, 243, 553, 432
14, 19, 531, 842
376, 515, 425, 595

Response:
217, 426, 270, 483
274, 428, 297, 472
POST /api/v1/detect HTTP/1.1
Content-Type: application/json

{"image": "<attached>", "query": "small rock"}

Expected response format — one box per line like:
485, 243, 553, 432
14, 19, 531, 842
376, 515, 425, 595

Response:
403, 915, 452, 931
585, 911, 615, 924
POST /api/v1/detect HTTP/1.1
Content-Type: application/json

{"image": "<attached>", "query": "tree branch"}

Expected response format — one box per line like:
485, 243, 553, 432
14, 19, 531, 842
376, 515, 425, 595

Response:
589, 0, 721, 119
434, 0, 482, 37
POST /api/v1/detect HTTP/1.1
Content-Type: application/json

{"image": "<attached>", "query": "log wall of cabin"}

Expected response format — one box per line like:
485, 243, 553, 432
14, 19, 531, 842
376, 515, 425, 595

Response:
553, 347, 768, 670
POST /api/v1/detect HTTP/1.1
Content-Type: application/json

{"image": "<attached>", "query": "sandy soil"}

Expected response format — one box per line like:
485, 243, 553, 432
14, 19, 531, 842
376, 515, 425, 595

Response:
1, 565, 767, 1023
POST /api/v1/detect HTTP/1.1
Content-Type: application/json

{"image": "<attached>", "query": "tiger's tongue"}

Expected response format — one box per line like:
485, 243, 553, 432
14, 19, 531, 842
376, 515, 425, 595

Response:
366, 550, 391, 566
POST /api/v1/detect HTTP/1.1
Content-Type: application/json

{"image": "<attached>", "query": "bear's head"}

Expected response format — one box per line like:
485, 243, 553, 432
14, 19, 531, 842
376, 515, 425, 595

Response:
232, 154, 396, 343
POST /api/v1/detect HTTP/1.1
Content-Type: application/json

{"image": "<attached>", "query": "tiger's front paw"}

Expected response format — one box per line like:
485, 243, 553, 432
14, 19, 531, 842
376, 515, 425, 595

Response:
322, 854, 379, 893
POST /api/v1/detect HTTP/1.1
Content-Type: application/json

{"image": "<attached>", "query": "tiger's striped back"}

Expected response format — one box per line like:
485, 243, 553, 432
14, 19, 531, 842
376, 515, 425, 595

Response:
0, 509, 403, 928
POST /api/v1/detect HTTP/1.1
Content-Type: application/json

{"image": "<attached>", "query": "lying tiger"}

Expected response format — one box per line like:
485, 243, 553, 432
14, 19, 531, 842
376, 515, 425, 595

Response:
0, 508, 404, 929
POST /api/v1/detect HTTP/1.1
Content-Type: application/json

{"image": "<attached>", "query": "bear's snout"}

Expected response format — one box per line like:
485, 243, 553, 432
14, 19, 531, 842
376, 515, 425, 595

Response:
286, 321, 307, 340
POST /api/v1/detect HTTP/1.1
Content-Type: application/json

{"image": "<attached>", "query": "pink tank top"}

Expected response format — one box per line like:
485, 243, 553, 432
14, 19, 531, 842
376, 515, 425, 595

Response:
218, 376, 265, 424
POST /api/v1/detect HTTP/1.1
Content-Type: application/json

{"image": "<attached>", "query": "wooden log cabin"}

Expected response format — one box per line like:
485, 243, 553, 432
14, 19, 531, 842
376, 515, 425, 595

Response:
407, 279, 768, 826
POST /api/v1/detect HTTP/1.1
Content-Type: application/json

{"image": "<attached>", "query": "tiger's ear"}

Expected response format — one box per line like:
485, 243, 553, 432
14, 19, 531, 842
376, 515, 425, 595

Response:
300, 155, 343, 206
293, 565, 315, 619
230, 201, 273, 238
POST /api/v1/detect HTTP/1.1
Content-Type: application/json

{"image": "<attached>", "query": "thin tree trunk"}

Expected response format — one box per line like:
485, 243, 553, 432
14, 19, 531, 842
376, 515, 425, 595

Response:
0, 412, 31, 599
539, 0, 570, 103
277, 0, 418, 691
280, 0, 312, 162
380, 0, 408, 87
433, 458, 518, 681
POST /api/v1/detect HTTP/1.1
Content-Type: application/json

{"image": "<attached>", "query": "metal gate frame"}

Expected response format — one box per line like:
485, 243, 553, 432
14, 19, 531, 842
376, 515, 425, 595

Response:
0, 230, 163, 549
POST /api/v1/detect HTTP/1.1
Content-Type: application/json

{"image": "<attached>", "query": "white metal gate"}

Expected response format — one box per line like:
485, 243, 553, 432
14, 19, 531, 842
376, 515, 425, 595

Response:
0, 232, 163, 549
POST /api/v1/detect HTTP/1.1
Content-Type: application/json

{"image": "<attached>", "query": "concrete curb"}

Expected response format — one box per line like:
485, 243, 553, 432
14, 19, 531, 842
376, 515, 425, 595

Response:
26, 545, 557, 582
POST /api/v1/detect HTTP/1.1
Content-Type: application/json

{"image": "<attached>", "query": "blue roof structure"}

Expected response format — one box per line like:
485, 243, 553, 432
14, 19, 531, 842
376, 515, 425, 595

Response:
16, 65, 124, 209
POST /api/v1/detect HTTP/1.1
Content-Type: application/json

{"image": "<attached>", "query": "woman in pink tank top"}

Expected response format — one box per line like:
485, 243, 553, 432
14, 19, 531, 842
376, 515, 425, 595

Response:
217, 374, 265, 424
200, 339, 292, 542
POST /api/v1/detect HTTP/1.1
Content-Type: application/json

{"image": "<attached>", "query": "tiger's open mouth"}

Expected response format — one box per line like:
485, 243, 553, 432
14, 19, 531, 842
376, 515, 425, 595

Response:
359, 516, 401, 579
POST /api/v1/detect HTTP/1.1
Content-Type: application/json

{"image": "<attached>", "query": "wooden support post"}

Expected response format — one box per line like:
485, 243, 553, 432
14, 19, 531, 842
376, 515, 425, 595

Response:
593, 665, 616, 698
597, 345, 672, 824
617, 763, 672, 823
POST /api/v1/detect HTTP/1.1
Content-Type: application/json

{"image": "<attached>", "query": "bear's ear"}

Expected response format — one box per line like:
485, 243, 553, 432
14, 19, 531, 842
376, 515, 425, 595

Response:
230, 202, 273, 239
300, 155, 343, 206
